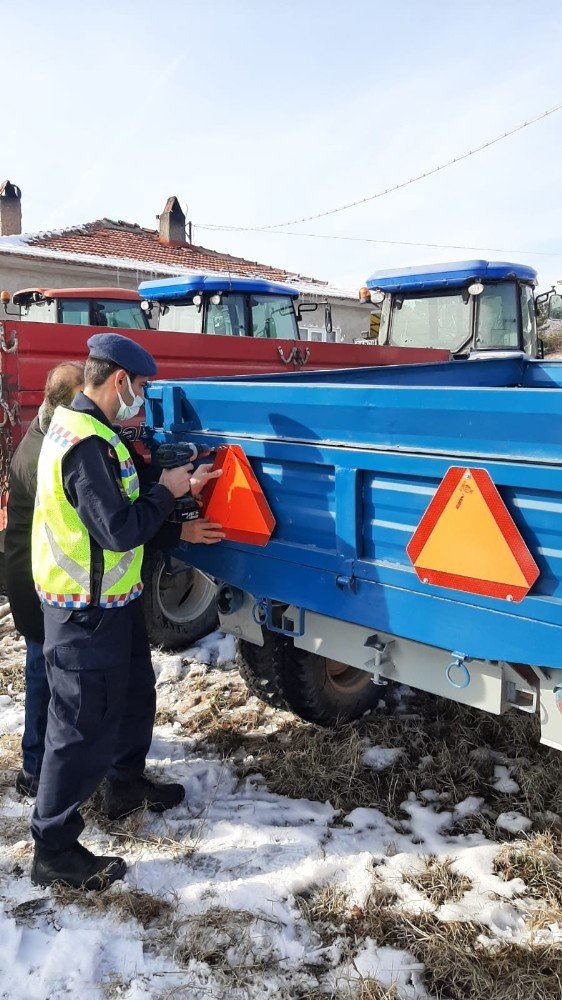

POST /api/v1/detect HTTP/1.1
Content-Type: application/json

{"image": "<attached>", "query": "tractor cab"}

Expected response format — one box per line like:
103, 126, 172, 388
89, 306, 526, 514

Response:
139, 274, 311, 340
1, 287, 151, 330
365, 260, 539, 357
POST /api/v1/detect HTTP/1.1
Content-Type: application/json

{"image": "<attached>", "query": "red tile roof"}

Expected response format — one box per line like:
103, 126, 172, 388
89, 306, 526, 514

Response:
26, 219, 327, 287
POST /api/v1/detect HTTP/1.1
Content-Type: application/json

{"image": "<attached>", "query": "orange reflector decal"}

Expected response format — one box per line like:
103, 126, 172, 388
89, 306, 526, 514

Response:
200, 445, 275, 547
406, 467, 539, 602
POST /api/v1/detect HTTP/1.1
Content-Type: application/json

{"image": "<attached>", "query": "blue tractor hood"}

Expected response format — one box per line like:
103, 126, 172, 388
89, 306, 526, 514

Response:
366, 260, 538, 294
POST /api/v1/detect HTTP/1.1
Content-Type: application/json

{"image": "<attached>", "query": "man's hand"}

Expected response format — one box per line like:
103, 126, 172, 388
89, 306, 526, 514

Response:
190, 464, 223, 496
180, 518, 225, 545
159, 464, 193, 498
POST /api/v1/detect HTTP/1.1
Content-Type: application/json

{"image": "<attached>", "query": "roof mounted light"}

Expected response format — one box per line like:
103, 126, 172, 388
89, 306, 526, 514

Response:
210, 292, 222, 306
140, 299, 151, 311
370, 289, 385, 304
192, 293, 202, 307
358, 286, 370, 303
468, 282, 484, 296
0, 290, 10, 305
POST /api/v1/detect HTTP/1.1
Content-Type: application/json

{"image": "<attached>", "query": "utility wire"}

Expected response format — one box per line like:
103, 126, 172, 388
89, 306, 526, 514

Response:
194, 101, 562, 234
267, 101, 562, 228
194, 222, 562, 258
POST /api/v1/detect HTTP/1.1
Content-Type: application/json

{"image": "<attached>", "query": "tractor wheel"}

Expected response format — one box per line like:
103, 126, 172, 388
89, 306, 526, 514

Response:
237, 633, 290, 710
143, 550, 218, 650
279, 640, 382, 725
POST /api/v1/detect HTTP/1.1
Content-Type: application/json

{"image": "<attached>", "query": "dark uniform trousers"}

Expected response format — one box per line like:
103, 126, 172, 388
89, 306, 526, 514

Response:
31, 595, 155, 852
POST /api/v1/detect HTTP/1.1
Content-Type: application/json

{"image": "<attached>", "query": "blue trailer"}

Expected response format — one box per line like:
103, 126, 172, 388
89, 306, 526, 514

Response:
145, 355, 562, 749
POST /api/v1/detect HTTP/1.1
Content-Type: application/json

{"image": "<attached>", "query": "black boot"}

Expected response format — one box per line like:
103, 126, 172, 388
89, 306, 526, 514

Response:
15, 769, 40, 797
31, 842, 126, 890
104, 775, 185, 820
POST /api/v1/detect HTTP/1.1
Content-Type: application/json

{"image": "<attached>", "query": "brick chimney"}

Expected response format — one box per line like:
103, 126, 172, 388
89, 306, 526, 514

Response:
158, 196, 186, 244
0, 181, 22, 236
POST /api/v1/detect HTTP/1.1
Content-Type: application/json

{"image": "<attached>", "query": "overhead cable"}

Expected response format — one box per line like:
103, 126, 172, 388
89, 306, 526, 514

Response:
194, 101, 562, 234
193, 222, 562, 258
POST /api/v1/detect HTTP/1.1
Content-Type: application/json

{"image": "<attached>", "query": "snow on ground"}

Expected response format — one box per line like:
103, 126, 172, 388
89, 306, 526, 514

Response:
0, 608, 561, 999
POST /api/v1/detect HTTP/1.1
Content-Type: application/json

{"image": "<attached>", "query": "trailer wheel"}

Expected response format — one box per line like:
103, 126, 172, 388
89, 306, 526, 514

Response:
142, 550, 218, 650
237, 634, 290, 711
280, 641, 381, 725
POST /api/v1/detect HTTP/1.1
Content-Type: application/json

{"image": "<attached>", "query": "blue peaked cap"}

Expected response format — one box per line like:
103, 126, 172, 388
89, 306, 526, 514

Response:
86, 334, 157, 377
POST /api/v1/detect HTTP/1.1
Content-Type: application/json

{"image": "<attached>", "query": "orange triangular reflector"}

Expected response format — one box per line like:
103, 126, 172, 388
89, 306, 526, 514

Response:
200, 445, 275, 546
406, 467, 539, 602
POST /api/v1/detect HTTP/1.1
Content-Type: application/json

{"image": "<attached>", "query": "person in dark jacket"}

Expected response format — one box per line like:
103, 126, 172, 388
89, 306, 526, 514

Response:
5, 362, 85, 797
29, 334, 222, 891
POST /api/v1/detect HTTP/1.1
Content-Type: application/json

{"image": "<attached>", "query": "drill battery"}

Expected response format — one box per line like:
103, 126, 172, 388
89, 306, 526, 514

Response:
155, 442, 210, 524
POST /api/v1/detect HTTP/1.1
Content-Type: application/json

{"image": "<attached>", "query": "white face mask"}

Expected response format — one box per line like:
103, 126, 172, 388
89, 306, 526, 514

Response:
116, 374, 144, 420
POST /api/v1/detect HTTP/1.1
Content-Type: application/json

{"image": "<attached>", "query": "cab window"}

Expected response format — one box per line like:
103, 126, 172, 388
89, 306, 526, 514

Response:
91, 299, 149, 330
475, 283, 518, 349
204, 295, 246, 336
158, 300, 203, 333
59, 299, 90, 324
251, 295, 297, 339
520, 284, 535, 355
20, 300, 56, 323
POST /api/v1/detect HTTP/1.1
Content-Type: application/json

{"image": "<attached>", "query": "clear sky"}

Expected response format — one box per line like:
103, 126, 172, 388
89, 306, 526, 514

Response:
3, 0, 562, 291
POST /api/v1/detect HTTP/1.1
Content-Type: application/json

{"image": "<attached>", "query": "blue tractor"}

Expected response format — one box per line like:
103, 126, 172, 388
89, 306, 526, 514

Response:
364, 260, 545, 356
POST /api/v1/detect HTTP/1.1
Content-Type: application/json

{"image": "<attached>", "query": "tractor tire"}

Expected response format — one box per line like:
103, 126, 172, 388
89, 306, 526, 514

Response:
142, 549, 218, 650
279, 641, 382, 726
237, 632, 381, 725
237, 633, 290, 711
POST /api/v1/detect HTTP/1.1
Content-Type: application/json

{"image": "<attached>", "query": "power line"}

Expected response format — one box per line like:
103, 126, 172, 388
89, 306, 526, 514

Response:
194, 221, 562, 258
194, 101, 562, 234
267, 101, 562, 228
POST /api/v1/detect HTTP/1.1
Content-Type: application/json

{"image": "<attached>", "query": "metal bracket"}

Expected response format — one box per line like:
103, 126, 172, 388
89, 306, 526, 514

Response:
364, 632, 395, 672
252, 598, 305, 637
0, 324, 18, 355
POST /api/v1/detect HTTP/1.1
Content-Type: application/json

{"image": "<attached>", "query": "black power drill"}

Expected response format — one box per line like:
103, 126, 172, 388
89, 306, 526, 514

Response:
155, 442, 211, 524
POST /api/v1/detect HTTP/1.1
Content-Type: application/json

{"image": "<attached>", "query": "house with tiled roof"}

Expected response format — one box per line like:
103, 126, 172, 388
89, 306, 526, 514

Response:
0, 183, 371, 341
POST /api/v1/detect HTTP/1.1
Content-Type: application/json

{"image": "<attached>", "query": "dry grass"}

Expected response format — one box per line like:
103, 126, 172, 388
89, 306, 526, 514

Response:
296, 884, 352, 948
494, 835, 562, 908
0, 655, 26, 696
346, 892, 562, 1000
352, 984, 400, 1000
196, 690, 562, 842
172, 906, 258, 968
402, 855, 473, 907
0, 731, 21, 792
52, 885, 175, 928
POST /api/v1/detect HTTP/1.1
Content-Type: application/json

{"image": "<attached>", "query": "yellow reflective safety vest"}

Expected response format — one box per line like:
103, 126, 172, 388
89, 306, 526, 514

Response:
32, 406, 143, 609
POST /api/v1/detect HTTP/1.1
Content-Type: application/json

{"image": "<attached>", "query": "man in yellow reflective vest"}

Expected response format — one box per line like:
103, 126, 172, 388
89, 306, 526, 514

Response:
30, 333, 222, 889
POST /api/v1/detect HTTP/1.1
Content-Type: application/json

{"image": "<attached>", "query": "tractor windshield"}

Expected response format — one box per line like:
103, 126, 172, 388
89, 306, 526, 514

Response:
389, 292, 470, 351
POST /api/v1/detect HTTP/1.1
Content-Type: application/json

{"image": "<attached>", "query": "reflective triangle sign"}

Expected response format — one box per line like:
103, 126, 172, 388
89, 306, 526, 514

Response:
200, 445, 275, 547
406, 467, 539, 601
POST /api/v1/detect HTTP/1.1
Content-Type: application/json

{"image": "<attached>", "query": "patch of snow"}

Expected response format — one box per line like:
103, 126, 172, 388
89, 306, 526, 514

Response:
493, 765, 520, 794
362, 746, 404, 771
496, 811, 533, 834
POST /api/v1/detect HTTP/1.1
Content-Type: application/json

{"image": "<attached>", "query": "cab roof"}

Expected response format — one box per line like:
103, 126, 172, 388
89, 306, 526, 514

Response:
12, 287, 141, 304
366, 260, 538, 294
138, 273, 300, 302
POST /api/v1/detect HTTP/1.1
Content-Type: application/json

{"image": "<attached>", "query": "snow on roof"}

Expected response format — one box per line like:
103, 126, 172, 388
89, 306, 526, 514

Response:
0, 219, 358, 301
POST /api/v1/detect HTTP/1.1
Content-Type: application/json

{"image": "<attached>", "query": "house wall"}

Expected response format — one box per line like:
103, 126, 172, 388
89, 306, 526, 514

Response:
0, 253, 160, 297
